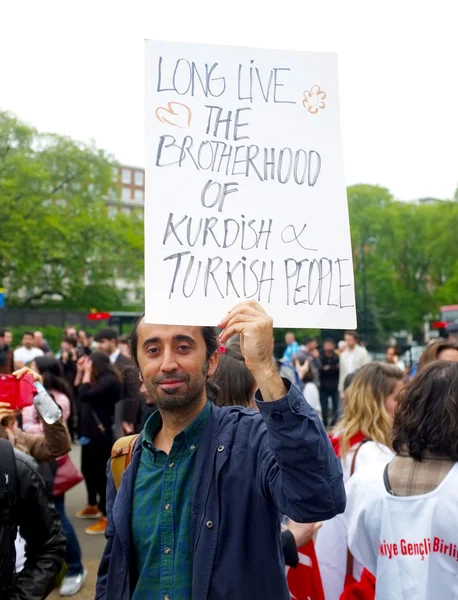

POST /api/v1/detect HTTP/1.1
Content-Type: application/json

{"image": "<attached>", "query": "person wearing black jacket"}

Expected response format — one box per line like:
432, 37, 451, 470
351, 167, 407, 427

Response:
75, 352, 121, 535
95, 328, 143, 437
319, 339, 340, 427
0, 440, 66, 600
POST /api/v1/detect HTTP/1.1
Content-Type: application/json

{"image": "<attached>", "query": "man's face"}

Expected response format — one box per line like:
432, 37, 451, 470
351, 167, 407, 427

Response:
4, 332, 12, 347
285, 333, 295, 346
136, 319, 218, 413
98, 338, 116, 355
323, 341, 335, 354
66, 327, 77, 338
23, 334, 34, 349
344, 334, 357, 349
307, 339, 318, 352
34, 332, 43, 344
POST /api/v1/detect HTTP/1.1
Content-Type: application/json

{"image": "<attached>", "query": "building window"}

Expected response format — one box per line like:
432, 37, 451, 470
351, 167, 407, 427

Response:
134, 189, 144, 203
121, 168, 132, 184
123, 207, 131, 216
108, 206, 118, 218
134, 170, 144, 186
122, 187, 131, 202
108, 187, 119, 201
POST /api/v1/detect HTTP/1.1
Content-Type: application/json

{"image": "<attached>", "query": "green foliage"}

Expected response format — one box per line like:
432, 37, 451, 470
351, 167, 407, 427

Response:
348, 185, 458, 340
0, 111, 144, 311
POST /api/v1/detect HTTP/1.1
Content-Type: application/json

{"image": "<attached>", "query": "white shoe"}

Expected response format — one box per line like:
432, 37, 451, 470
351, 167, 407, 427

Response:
60, 569, 88, 596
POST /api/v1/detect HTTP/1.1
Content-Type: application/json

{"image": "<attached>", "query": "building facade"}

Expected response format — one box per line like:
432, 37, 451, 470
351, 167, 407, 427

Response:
106, 164, 145, 218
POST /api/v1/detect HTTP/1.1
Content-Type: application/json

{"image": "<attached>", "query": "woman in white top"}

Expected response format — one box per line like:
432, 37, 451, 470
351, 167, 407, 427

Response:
346, 360, 458, 599
315, 362, 405, 599
295, 359, 322, 419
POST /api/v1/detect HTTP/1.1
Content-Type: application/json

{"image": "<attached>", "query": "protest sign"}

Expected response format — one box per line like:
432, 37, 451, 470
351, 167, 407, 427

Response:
145, 40, 356, 328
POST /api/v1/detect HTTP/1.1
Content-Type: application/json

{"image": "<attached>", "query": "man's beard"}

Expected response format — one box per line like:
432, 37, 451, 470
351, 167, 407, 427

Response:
145, 363, 208, 413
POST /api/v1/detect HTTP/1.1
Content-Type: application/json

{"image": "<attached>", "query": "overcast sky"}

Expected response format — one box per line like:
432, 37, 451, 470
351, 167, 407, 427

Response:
2, 0, 457, 201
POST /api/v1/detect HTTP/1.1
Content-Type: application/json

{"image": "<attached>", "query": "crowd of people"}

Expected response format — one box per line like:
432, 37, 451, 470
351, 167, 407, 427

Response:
0, 325, 148, 596
0, 310, 458, 599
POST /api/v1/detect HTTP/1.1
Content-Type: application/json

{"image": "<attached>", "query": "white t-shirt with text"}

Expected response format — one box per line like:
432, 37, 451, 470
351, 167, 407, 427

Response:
347, 462, 458, 599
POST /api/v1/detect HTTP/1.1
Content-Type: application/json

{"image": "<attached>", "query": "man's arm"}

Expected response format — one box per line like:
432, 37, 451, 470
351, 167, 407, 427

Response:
360, 346, 371, 366
255, 379, 345, 522
218, 301, 346, 523
16, 420, 71, 462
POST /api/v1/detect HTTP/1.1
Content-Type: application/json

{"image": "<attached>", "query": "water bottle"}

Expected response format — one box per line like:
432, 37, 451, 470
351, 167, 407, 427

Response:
33, 382, 62, 425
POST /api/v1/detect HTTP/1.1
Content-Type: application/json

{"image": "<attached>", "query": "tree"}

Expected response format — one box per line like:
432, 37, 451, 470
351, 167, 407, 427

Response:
347, 185, 458, 341
0, 111, 144, 310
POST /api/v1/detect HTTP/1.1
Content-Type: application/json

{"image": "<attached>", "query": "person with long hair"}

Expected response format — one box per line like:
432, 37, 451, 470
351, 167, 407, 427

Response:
213, 342, 256, 409
418, 338, 458, 370
23, 356, 73, 432
22, 357, 87, 597
315, 362, 405, 599
295, 358, 322, 419
385, 345, 406, 373
75, 351, 121, 535
346, 361, 458, 598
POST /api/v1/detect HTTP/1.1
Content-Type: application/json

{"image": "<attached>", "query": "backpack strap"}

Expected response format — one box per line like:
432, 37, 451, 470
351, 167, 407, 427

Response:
110, 434, 140, 492
346, 440, 369, 578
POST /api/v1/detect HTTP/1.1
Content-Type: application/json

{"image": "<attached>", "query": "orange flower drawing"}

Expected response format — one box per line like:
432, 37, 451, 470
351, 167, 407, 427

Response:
302, 85, 326, 114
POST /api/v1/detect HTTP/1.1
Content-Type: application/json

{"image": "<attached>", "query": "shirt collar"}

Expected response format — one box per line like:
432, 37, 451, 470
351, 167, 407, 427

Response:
110, 348, 120, 364
143, 401, 211, 455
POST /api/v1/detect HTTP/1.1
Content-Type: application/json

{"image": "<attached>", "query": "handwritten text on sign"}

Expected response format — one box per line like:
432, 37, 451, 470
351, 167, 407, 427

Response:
145, 40, 356, 328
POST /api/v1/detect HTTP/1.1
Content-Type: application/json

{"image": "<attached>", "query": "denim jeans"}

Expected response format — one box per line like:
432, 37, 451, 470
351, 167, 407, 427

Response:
53, 494, 84, 576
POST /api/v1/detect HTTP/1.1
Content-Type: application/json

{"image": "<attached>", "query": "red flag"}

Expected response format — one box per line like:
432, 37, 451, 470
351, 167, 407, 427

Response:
287, 540, 325, 600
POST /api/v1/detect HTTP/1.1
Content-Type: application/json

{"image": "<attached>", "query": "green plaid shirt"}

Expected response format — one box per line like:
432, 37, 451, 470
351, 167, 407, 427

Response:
131, 402, 210, 600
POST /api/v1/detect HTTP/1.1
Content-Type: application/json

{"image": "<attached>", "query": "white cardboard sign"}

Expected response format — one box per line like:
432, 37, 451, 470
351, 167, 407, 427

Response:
145, 40, 356, 328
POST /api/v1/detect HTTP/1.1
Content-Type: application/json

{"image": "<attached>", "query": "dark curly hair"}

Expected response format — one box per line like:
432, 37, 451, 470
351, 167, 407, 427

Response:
127, 314, 219, 400
392, 360, 458, 461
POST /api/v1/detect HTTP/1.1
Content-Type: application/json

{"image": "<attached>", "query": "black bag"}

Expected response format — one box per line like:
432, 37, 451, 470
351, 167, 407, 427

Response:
0, 438, 19, 593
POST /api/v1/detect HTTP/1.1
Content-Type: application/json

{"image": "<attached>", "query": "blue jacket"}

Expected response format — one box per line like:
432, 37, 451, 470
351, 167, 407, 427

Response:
96, 381, 345, 600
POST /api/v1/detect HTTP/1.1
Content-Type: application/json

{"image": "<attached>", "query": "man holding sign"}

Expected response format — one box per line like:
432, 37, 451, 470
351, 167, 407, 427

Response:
96, 300, 345, 600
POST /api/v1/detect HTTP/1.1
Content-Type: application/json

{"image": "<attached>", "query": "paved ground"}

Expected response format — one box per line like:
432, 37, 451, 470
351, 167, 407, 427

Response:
49, 444, 106, 599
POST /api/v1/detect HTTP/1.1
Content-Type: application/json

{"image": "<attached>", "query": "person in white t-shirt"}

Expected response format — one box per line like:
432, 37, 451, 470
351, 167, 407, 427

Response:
315, 362, 405, 599
13, 331, 44, 369
338, 331, 370, 396
346, 360, 458, 599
